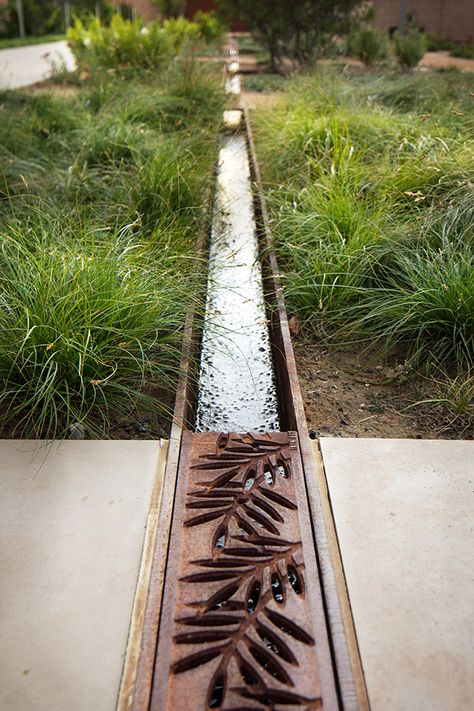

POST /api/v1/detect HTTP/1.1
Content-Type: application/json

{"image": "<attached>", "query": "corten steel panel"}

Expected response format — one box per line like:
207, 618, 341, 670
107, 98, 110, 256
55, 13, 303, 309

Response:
244, 110, 367, 711
150, 431, 339, 710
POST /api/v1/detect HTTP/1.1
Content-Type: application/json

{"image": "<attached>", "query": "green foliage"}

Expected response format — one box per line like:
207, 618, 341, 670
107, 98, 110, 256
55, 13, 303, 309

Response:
0, 62, 223, 437
70, 1, 115, 25
347, 27, 388, 66
218, 0, 364, 69
393, 29, 427, 69
193, 11, 225, 43
0, 225, 186, 437
151, 0, 185, 18
426, 34, 474, 59
449, 43, 474, 59
0, 0, 61, 38
67, 14, 219, 71
67, 14, 194, 71
252, 69, 474, 376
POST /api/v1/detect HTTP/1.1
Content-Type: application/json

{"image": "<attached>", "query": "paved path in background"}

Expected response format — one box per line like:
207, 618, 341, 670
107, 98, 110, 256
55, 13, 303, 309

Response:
0, 41, 75, 89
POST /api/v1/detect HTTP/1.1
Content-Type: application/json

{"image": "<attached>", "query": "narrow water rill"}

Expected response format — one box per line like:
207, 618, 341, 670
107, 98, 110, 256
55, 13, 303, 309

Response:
141, 44, 347, 711
195, 131, 280, 433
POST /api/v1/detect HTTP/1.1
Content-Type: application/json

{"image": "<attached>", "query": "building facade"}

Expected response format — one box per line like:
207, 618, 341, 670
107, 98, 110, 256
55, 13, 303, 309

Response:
372, 0, 474, 43
32, 0, 470, 44
110, 0, 159, 22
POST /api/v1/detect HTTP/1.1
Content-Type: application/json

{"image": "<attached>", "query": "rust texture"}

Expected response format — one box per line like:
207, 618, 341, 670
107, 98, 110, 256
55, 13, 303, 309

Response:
151, 431, 338, 710
245, 109, 366, 710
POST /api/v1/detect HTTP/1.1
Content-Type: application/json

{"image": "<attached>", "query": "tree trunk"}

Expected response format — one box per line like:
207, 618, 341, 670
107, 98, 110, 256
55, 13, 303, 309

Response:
16, 0, 25, 38
64, 1, 71, 30
399, 0, 407, 35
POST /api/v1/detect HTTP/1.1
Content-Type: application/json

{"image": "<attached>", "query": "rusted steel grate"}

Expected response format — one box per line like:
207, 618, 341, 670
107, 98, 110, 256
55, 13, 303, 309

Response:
150, 432, 338, 710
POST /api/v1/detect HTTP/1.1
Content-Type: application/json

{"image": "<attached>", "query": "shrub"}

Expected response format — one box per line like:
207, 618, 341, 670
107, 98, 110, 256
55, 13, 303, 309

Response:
393, 29, 427, 69
193, 10, 224, 43
450, 43, 474, 59
0, 226, 187, 437
347, 28, 388, 66
67, 14, 201, 71
151, 0, 186, 18
0, 0, 61, 38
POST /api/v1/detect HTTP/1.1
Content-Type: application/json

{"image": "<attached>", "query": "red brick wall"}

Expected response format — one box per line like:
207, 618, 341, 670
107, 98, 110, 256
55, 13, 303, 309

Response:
110, 0, 159, 23
372, 0, 474, 43
110, 1, 246, 31
185, 0, 217, 16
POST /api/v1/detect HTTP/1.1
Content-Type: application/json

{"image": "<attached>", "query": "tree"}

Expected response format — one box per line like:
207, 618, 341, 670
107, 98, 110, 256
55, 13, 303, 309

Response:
151, 0, 186, 19
218, 0, 364, 70
0, 0, 61, 37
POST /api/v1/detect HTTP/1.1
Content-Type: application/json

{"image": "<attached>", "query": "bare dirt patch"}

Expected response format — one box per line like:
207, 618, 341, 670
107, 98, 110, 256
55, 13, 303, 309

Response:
294, 338, 473, 440
24, 79, 80, 98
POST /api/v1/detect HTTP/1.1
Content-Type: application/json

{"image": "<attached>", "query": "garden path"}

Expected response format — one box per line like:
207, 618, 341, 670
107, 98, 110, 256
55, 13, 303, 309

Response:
0, 40, 74, 89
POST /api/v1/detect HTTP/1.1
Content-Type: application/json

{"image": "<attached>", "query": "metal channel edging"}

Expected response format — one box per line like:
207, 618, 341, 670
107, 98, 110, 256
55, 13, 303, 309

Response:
125, 110, 367, 710
126, 189, 214, 711
244, 108, 369, 711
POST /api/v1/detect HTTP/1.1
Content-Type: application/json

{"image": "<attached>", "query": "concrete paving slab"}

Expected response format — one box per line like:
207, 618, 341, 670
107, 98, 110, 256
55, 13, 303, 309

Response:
320, 438, 474, 711
0, 439, 167, 711
0, 41, 75, 89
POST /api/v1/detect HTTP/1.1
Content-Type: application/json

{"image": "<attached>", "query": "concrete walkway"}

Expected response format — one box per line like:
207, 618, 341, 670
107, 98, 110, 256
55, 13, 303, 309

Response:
0, 440, 167, 711
0, 41, 75, 89
320, 437, 474, 711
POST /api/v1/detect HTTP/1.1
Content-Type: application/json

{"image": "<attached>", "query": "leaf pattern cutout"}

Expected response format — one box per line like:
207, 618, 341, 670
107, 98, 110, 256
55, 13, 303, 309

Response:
170, 433, 322, 710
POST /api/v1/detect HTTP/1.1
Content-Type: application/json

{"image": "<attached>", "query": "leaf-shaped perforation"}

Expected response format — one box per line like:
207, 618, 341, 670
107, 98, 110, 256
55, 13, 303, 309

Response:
174, 630, 232, 645
197, 468, 241, 490
234, 514, 258, 537
184, 508, 230, 528
243, 469, 256, 491
235, 687, 322, 708
263, 468, 275, 486
250, 493, 284, 522
236, 650, 265, 689
287, 563, 304, 596
259, 488, 297, 510
241, 504, 280, 534
191, 558, 253, 569
205, 582, 240, 612
277, 461, 290, 479
180, 571, 241, 584
216, 433, 229, 449
177, 613, 242, 627
194, 462, 245, 471
186, 500, 234, 509
246, 578, 261, 613
264, 608, 315, 646
208, 668, 226, 709
246, 639, 294, 686
270, 572, 285, 604
172, 645, 227, 674
255, 621, 297, 665
222, 546, 272, 558
190, 490, 237, 499
213, 525, 227, 551
234, 535, 294, 547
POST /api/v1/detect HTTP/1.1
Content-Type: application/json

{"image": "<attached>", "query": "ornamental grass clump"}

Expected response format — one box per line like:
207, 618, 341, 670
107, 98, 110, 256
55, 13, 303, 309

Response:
393, 29, 427, 69
0, 225, 187, 438
253, 68, 474, 378
0, 61, 223, 437
347, 27, 388, 66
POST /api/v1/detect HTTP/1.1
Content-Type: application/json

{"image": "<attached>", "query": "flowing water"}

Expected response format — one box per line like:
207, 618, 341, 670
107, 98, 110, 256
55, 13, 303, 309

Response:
195, 133, 280, 433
